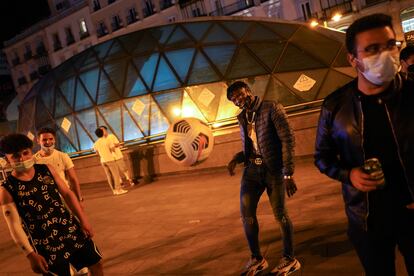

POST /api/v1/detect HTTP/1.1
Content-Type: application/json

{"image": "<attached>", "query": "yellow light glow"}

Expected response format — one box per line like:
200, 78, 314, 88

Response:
310, 20, 319, 27
182, 106, 195, 117
332, 13, 342, 22
172, 107, 181, 117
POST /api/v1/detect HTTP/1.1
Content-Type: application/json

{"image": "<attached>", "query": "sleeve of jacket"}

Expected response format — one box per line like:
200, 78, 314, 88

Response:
314, 104, 350, 184
232, 151, 245, 164
270, 102, 295, 176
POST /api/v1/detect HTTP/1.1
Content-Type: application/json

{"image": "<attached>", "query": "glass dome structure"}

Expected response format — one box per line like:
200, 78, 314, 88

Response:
19, 17, 354, 155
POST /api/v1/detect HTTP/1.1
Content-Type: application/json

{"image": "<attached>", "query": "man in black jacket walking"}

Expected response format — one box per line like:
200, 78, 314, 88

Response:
315, 14, 414, 276
227, 81, 300, 276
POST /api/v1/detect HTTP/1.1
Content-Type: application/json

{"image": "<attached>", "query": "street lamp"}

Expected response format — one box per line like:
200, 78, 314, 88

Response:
332, 12, 342, 22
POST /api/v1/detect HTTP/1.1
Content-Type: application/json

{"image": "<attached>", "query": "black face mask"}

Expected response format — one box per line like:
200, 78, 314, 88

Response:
408, 64, 414, 73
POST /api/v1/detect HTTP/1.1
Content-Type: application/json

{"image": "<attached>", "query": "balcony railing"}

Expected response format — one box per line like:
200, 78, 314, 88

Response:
362, 0, 389, 8
66, 35, 75, 45
143, 6, 156, 18
79, 31, 90, 39
160, 0, 174, 10
18, 77, 27, 86
38, 64, 51, 75
97, 27, 109, 37
54, 41, 62, 51
12, 57, 20, 66
93, 2, 101, 11
36, 45, 47, 56
111, 21, 123, 31
209, 0, 254, 16
24, 51, 33, 61
126, 14, 138, 24
320, 0, 353, 19
30, 71, 39, 81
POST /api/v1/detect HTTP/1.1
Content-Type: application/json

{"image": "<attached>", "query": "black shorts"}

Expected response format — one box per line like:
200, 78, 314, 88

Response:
46, 239, 102, 276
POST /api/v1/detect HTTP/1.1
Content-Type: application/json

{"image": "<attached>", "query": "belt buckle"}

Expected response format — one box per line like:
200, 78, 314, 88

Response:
254, 158, 262, 165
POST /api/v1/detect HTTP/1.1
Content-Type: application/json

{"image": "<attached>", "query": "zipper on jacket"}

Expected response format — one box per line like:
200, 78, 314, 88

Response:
358, 99, 369, 232
384, 104, 414, 200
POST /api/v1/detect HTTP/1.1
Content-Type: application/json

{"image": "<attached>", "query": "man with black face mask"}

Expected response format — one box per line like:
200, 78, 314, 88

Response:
315, 14, 414, 276
227, 81, 300, 276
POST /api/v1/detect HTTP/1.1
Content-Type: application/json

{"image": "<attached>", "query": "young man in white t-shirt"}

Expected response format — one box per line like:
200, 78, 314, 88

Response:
34, 128, 83, 203
34, 127, 89, 276
93, 128, 127, 196
99, 126, 135, 187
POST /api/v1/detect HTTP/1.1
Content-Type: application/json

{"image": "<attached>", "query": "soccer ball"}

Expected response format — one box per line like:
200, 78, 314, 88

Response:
165, 117, 214, 166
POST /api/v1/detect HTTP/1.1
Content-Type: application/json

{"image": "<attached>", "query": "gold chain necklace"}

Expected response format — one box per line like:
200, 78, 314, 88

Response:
246, 111, 256, 124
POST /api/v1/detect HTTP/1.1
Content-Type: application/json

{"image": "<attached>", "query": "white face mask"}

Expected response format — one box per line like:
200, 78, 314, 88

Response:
41, 144, 55, 154
358, 51, 400, 86
12, 158, 35, 172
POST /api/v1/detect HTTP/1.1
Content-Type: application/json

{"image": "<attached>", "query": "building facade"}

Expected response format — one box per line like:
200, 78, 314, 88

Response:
4, 0, 414, 102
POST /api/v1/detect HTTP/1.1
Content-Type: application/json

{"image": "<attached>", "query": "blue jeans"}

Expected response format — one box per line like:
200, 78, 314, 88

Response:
240, 163, 294, 259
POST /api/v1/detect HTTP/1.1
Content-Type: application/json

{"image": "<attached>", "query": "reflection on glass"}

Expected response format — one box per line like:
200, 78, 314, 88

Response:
181, 91, 207, 122
124, 95, 150, 136
98, 102, 122, 139
149, 98, 169, 135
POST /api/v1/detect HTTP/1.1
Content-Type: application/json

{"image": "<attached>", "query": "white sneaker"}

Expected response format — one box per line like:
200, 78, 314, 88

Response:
270, 257, 301, 275
114, 189, 128, 195
241, 257, 268, 276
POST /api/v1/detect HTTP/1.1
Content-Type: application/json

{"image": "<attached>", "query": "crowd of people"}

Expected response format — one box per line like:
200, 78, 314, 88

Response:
0, 13, 413, 276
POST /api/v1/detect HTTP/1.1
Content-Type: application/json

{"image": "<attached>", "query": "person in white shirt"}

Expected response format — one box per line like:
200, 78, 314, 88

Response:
34, 127, 89, 276
93, 128, 127, 196
34, 127, 83, 203
99, 126, 135, 187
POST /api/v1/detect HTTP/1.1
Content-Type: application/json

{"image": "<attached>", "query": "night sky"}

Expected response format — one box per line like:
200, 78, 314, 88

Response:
0, 0, 50, 46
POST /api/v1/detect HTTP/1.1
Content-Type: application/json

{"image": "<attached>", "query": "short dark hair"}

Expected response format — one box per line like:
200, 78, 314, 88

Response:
99, 125, 107, 130
400, 44, 414, 61
0, 133, 33, 154
346, 13, 394, 55
37, 127, 56, 137
95, 128, 104, 138
227, 81, 249, 100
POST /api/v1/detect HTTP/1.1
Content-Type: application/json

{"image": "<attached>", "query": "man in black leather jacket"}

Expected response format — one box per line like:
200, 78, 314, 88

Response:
315, 14, 414, 276
227, 81, 300, 276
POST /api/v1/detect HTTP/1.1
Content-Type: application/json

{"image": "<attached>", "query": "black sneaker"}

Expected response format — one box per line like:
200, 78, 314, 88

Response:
270, 257, 301, 275
240, 257, 269, 276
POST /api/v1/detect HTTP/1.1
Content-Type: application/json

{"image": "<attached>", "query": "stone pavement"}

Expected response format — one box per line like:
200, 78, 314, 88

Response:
0, 157, 408, 275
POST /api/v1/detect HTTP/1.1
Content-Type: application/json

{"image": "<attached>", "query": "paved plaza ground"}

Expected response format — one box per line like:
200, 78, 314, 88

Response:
0, 157, 408, 275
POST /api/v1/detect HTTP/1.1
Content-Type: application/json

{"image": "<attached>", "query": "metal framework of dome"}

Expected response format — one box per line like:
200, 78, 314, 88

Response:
19, 17, 354, 155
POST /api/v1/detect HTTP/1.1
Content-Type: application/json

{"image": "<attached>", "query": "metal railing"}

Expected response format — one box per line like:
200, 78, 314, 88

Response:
320, 0, 353, 19
36, 45, 47, 56
97, 26, 109, 37
160, 0, 174, 10
126, 14, 138, 24
79, 31, 90, 39
209, 0, 254, 16
143, 6, 156, 18
24, 51, 33, 61
66, 35, 75, 45
362, 0, 389, 8
38, 64, 51, 75
53, 41, 62, 51
111, 21, 123, 32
